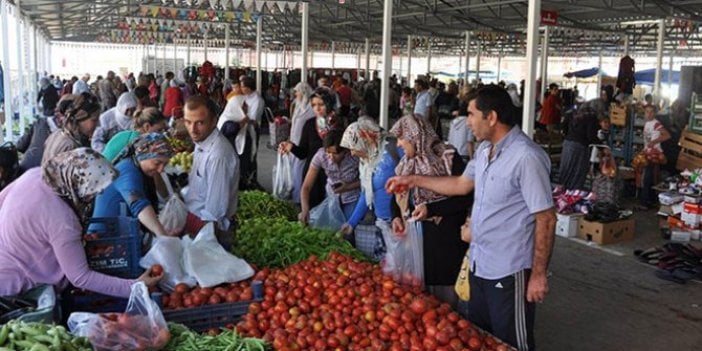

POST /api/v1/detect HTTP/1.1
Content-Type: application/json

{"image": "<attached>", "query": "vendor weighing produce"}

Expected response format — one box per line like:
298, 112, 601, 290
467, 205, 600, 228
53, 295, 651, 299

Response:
0, 148, 162, 298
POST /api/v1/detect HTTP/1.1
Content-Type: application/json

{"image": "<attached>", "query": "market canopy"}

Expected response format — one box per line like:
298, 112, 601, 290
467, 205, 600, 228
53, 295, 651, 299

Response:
563, 67, 601, 78
635, 68, 681, 85
10, 0, 702, 55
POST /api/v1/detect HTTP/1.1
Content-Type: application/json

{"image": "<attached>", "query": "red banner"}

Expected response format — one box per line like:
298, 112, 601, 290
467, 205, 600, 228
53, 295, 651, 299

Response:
541, 10, 558, 26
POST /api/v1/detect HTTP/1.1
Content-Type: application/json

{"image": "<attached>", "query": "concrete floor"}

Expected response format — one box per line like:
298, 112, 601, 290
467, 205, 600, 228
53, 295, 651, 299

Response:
254, 136, 702, 351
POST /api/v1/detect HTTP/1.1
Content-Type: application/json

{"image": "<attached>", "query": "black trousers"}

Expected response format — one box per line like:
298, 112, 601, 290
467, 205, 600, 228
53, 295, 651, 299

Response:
467, 269, 536, 351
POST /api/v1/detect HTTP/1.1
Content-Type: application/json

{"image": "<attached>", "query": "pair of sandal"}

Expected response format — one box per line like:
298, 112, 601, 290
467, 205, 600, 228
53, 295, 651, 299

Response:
655, 266, 702, 284
636, 243, 702, 284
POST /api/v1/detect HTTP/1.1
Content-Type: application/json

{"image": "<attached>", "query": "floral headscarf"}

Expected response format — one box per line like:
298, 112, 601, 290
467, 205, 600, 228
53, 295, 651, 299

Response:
391, 114, 454, 206
114, 132, 174, 165
42, 148, 117, 223
62, 93, 100, 145
340, 118, 383, 208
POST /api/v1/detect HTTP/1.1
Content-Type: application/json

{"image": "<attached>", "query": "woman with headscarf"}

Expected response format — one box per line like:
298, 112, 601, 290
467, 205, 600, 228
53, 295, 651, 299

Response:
91, 92, 139, 152
16, 95, 65, 173
278, 88, 342, 208
92, 133, 176, 237
0, 148, 162, 298
102, 107, 169, 162
558, 105, 601, 190
389, 114, 470, 307
42, 93, 101, 165
339, 118, 403, 237
162, 79, 184, 119
288, 82, 315, 203
37, 77, 59, 116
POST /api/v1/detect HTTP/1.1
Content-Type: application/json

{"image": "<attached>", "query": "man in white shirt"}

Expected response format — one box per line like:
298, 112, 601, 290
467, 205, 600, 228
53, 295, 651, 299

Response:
72, 73, 91, 95
238, 77, 265, 189
183, 96, 240, 249
413, 79, 432, 119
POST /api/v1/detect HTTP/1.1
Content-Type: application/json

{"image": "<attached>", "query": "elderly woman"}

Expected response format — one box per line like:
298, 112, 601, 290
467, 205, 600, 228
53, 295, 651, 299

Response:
92, 133, 175, 237
42, 93, 101, 165
288, 82, 316, 203
389, 114, 470, 307
0, 148, 161, 298
340, 118, 403, 236
102, 107, 169, 162
91, 92, 139, 152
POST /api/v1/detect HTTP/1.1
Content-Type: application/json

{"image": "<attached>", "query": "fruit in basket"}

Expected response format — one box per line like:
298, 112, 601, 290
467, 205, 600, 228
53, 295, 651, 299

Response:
167, 137, 193, 153
150, 264, 163, 277
169, 151, 194, 173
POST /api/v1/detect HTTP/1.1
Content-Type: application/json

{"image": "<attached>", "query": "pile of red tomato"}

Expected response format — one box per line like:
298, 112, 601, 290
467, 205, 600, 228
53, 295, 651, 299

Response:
236, 252, 513, 351
160, 281, 256, 310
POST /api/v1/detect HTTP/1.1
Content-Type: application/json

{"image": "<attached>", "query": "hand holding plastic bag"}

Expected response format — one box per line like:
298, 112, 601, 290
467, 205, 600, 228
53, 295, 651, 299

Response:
308, 195, 346, 231
379, 220, 424, 287
157, 173, 187, 234
272, 153, 293, 200
182, 223, 255, 288
68, 282, 171, 351
139, 236, 197, 292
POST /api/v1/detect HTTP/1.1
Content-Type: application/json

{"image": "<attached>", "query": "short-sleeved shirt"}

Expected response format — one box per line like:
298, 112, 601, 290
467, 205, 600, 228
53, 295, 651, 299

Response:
311, 149, 360, 205
448, 117, 473, 157
463, 127, 554, 279
644, 119, 664, 152
414, 90, 432, 119
92, 159, 152, 219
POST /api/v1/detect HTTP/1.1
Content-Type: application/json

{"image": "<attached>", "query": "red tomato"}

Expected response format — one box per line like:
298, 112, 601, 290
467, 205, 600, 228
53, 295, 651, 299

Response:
150, 264, 163, 277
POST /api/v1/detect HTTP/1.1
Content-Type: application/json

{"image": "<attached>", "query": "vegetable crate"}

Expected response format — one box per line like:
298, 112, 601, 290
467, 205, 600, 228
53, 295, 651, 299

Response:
84, 216, 143, 279
161, 298, 261, 333
61, 290, 128, 321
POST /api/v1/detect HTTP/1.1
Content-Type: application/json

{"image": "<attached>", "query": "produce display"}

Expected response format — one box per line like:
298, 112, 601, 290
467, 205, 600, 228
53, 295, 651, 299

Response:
237, 191, 298, 221
236, 253, 513, 351
161, 281, 256, 310
0, 320, 92, 351
167, 138, 194, 153
165, 323, 267, 351
169, 152, 194, 173
233, 217, 365, 268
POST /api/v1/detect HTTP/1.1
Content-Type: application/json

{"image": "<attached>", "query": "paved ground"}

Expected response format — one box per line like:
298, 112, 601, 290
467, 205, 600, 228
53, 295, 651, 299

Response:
254, 136, 702, 351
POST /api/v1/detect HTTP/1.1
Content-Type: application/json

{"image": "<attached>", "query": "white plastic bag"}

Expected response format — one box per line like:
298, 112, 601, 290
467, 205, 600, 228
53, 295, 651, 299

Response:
272, 153, 293, 200
182, 223, 255, 288
139, 236, 197, 292
68, 282, 171, 351
380, 220, 424, 287
157, 172, 187, 234
308, 195, 346, 231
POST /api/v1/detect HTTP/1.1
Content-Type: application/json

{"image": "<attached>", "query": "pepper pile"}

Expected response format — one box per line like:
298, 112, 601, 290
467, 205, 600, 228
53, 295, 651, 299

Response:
237, 191, 298, 222
233, 217, 364, 268
164, 323, 266, 351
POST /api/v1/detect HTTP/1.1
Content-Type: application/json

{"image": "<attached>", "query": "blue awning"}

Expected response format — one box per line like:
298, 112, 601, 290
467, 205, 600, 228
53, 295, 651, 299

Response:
634, 68, 680, 85
563, 67, 600, 78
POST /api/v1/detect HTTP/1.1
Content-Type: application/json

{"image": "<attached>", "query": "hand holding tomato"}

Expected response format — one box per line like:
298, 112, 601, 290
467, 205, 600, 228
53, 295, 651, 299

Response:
385, 176, 412, 194
391, 218, 406, 237
139, 266, 164, 288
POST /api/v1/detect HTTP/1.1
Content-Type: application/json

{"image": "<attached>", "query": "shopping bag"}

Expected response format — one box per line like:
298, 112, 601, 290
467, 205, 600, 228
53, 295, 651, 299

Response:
380, 220, 424, 287
308, 195, 346, 231
454, 250, 471, 301
272, 153, 294, 200
68, 282, 171, 351
157, 172, 188, 234
139, 236, 197, 292
182, 223, 255, 288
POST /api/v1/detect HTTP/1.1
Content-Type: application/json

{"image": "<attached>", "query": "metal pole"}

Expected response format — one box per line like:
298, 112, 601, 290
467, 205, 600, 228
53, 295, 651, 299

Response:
224, 26, 230, 80
623, 34, 630, 56
596, 50, 603, 97
464, 31, 470, 86
2, 0, 14, 141
475, 43, 481, 81
379, 0, 393, 129
365, 38, 370, 80
668, 54, 674, 92
256, 16, 262, 95
301, 2, 309, 84
426, 37, 431, 75
173, 37, 178, 76
31, 24, 38, 115
654, 19, 665, 97
331, 41, 335, 70
186, 34, 191, 67
204, 32, 208, 62
407, 35, 412, 84
356, 48, 361, 82
540, 26, 549, 104
497, 51, 502, 83
522, 0, 541, 137
16, 0, 25, 129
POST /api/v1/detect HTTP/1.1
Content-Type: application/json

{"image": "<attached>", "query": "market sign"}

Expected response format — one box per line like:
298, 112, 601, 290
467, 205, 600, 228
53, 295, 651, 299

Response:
541, 10, 559, 26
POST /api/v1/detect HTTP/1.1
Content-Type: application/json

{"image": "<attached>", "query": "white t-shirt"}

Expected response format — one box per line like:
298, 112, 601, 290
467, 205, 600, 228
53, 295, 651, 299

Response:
414, 90, 432, 119
448, 116, 473, 157
643, 119, 664, 151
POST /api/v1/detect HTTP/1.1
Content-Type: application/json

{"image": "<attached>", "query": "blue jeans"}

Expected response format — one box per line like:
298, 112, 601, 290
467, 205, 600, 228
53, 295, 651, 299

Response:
341, 199, 359, 245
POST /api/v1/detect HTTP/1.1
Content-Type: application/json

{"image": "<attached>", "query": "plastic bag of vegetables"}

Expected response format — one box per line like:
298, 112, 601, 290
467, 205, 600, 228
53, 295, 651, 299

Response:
68, 282, 171, 351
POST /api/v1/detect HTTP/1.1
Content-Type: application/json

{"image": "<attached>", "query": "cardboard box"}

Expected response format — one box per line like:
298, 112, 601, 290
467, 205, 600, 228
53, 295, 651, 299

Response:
682, 202, 702, 228
578, 218, 635, 244
610, 103, 628, 126
556, 213, 583, 238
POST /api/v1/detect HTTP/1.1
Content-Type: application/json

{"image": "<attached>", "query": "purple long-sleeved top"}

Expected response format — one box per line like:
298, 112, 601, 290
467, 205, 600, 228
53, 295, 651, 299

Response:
0, 169, 135, 298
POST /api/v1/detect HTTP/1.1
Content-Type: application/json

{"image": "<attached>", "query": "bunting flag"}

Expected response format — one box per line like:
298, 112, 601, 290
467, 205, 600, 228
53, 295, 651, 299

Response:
254, 0, 266, 12
243, 0, 254, 10
232, 0, 243, 8
136, 4, 260, 23
276, 1, 287, 12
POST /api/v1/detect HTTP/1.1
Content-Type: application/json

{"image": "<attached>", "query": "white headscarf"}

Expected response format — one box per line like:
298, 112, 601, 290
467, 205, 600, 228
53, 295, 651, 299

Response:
506, 83, 522, 108
340, 118, 383, 208
115, 92, 138, 129
290, 82, 315, 145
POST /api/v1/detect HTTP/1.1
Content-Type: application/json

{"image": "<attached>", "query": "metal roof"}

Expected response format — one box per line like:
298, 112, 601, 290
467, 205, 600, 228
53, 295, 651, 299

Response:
11, 0, 702, 55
